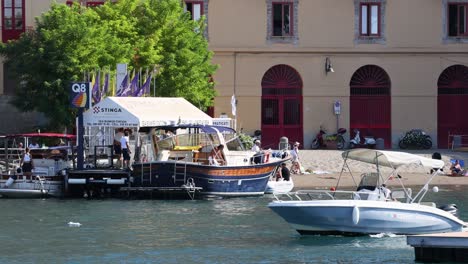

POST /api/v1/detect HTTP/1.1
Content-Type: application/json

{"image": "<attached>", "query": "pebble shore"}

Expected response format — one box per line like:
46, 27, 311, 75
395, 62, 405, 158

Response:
290, 149, 468, 189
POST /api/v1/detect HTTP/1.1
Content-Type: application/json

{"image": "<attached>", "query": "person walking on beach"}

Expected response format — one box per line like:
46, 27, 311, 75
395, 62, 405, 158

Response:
290, 142, 302, 174
120, 131, 131, 169
20, 147, 34, 178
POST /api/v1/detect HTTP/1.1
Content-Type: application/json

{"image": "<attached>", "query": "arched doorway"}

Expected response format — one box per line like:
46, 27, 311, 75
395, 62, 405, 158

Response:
261, 64, 303, 148
350, 65, 391, 148
437, 65, 468, 148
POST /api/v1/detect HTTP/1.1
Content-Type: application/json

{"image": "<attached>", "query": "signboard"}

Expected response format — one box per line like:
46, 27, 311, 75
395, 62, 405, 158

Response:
334, 100, 341, 115
70, 82, 91, 108
116, 63, 127, 90
213, 118, 232, 128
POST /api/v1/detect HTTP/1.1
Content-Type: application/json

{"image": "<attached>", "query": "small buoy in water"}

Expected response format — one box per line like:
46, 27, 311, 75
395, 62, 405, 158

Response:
433, 186, 439, 193
330, 187, 336, 191
68, 222, 82, 227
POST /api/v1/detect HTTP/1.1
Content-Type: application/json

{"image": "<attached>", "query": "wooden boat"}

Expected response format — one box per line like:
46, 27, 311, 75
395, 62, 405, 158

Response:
131, 125, 288, 198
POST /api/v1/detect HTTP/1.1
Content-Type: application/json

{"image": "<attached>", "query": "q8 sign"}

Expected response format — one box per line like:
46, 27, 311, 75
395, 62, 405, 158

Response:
70, 82, 91, 108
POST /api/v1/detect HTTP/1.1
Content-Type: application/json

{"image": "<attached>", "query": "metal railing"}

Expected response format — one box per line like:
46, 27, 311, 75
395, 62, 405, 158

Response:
448, 133, 468, 150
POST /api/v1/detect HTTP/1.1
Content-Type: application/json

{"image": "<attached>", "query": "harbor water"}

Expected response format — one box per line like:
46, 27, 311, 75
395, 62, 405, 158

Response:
0, 186, 467, 264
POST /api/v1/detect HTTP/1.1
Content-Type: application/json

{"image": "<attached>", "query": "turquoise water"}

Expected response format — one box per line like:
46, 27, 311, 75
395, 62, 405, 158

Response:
0, 186, 466, 264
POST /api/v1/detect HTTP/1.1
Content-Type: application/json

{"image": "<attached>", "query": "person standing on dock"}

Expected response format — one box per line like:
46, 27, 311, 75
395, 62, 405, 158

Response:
120, 131, 132, 169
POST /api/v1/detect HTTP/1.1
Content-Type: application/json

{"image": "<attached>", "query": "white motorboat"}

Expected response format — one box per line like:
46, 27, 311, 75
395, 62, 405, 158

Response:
0, 133, 75, 198
265, 178, 294, 194
269, 149, 466, 235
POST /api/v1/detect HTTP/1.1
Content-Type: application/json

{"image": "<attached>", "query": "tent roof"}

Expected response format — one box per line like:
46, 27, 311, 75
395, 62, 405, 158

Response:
342, 149, 445, 169
83, 97, 212, 127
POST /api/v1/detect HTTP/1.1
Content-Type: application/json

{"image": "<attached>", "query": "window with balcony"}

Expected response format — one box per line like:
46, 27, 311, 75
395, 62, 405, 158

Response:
354, 0, 386, 44
2, 0, 25, 42
267, 0, 298, 44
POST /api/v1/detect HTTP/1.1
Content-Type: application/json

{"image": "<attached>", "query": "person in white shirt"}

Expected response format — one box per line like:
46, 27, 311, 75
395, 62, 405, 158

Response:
290, 142, 302, 174
120, 131, 131, 169
20, 147, 34, 177
28, 140, 40, 149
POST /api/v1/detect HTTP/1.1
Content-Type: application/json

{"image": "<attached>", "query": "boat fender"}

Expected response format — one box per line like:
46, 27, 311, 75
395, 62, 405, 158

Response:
352, 206, 360, 225
5, 177, 15, 187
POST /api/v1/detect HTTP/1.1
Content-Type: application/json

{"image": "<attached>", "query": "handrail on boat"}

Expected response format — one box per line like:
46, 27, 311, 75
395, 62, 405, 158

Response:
272, 189, 409, 202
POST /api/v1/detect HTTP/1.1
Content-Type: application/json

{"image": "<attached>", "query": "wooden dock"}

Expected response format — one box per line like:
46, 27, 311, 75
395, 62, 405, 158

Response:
407, 231, 468, 262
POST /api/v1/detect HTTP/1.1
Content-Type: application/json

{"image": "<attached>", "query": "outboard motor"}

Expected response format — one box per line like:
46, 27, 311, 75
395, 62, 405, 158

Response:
438, 204, 458, 216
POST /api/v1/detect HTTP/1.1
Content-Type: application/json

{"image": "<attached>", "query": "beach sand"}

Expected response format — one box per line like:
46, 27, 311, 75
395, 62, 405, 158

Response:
290, 149, 468, 190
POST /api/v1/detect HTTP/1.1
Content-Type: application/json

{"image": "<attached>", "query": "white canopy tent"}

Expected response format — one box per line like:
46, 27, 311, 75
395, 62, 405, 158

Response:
83, 97, 213, 128
80, 97, 213, 159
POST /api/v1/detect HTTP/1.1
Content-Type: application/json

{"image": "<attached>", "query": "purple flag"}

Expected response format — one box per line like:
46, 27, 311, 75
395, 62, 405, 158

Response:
122, 72, 139, 97
101, 72, 109, 98
116, 73, 129, 96
92, 71, 101, 104
136, 74, 152, 97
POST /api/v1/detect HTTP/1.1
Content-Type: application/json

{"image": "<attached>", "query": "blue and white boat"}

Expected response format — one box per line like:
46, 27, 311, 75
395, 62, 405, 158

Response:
132, 125, 288, 197
269, 149, 466, 235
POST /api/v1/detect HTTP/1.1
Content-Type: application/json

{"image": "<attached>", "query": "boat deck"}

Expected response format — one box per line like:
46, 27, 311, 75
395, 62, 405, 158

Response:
407, 231, 468, 262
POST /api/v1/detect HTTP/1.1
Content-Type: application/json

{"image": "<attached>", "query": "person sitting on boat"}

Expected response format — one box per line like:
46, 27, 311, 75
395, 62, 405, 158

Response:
20, 147, 34, 178
276, 163, 291, 181
450, 160, 462, 176
28, 140, 40, 149
209, 144, 226, 166
251, 140, 270, 164
380, 184, 392, 200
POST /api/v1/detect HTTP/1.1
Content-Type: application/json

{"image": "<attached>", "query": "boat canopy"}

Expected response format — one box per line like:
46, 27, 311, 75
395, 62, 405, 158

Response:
139, 125, 236, 134
342, 149, 445, 169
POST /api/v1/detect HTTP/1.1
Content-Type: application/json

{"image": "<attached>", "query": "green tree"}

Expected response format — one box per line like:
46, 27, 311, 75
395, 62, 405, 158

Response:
0, 0, 217, 130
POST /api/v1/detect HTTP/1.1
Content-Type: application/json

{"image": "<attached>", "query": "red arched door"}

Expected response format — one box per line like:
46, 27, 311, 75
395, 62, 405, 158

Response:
350, 65, 391, 148
437, 65, 468, 148
261, 64, 303, 149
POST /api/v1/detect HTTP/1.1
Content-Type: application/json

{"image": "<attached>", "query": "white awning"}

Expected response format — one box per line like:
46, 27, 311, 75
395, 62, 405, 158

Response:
342, 149, 445, 169
82, 97, 212, 128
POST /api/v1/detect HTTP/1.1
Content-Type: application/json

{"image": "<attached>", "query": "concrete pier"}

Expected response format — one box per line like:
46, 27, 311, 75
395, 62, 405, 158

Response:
407, 231, 468, 262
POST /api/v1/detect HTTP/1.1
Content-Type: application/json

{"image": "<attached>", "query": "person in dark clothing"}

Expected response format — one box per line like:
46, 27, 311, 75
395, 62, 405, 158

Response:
276, 162, 290, 181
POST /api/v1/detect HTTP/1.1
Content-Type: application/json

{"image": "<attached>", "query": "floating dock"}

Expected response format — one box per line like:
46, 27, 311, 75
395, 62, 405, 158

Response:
65, 169, 130, 198
407, 231, 468, 262
120, 186, 202, 200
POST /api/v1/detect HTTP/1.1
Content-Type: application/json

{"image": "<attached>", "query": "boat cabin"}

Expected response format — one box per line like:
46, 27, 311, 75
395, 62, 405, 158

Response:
139, 125, 255, 166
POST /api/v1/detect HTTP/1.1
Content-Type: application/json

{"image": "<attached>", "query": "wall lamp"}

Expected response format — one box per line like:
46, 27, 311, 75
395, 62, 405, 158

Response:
325, 57, 334, 75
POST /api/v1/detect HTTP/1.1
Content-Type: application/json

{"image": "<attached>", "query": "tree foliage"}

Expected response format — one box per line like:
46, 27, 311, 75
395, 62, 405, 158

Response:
0, 0, 217, 130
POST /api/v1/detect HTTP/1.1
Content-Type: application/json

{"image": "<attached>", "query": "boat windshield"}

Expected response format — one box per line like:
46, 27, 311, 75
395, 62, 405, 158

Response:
152, 128, 245, 152
356, 172, 380, 191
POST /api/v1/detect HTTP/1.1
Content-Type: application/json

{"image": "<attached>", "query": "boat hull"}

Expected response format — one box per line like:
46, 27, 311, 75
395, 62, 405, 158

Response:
269, 200, 465, 235
265, 179, 294, 194
132, 161, 282, 197
0, 177, 63, 198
